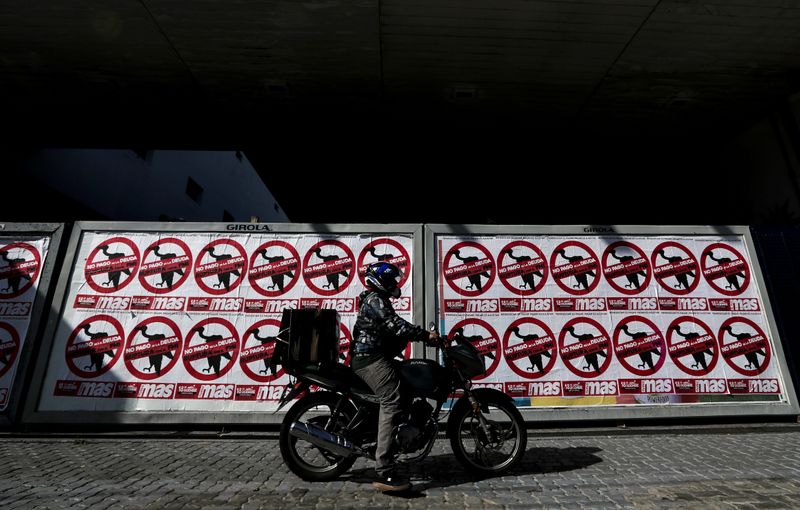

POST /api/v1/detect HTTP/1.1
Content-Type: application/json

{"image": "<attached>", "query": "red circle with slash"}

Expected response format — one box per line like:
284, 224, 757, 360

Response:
248, 241, 301, 297
302, 240, 356, 296
700, 243, 751, 296
550, 241, 601, 296
183, 318, 240, 381
65, 315, 124, 378
0, 322, 20, 378
502, 317, 557, 379
442, 242, 496, 297
497, 241, 548, 296
651, 241, 699, 295
612, 315, 666, 377
357, 238, 411, 290
718, 317, 771, 376
0, 242, 42, 299
338, 323, 354, 367
240, 318, 285, 382
193, 239, 248, 295
666, 316, 719, 376
138, 238, 193, 294
124, 316, 182, 380
448, 318, 500, 379
602, 241, 652, 295
84, 237, 140, 294
558, 317, 612, 378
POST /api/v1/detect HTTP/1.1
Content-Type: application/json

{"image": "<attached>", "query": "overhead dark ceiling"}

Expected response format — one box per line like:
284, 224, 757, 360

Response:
3, 0, 800, 144
3, 1, 800, 225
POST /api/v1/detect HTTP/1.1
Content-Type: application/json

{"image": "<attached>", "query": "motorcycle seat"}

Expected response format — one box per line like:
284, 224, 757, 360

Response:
295, 362, 373, 395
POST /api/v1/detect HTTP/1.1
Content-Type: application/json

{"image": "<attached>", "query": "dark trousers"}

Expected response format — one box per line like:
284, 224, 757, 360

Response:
354, 357, 403, 477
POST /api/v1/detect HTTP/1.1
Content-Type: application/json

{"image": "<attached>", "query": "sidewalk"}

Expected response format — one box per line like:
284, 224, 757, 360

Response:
1, 427, 799, 509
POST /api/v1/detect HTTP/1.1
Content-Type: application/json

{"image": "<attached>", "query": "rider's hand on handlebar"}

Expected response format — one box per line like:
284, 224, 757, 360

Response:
427, 331, 445, 347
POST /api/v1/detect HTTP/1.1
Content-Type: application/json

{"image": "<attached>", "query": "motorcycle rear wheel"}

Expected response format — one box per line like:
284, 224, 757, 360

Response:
279, 392, 358, 481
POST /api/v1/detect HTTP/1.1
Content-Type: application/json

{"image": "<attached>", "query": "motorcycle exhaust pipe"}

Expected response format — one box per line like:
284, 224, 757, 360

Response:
288, 421, 365, 458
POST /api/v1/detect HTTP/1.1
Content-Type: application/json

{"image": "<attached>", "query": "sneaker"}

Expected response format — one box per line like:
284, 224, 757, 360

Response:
372, 474, 411, 492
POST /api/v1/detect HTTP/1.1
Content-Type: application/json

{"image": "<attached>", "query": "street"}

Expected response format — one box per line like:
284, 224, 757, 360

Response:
2, 426, 800, 509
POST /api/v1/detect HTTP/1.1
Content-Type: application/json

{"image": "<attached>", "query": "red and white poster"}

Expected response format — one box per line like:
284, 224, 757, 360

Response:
613, 316, 666, 377
84, 237, 140, 293
124, 317, 182, 380
248, 241, 300, 297
437, 234, 786, 408
448, 318, 501, 380
550, 241, 601, 296
39, 231, 416, 412
302, 240, 355, 296
700, 243, 750, 296
0, 236, 50, 411
442, 242, 495, 297
239, 318, 284, 383
651, 241, 699, 295
501, 317, 557, 380
65, 315, 125, 378
138, 238, 192, 294
0, 323, 21, 381
718, 317, 771, 377
194, 239, 247, 295
497, 241, 548, 296
602, 242, 651, 295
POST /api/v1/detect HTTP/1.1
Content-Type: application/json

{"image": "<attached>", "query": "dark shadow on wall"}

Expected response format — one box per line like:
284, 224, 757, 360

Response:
0, 224, 70, 427
248, 130, 782, 227
0, 148, 106, 223
12, 246, 126, 429
750, 226, 800, 398
3, 122, 798, 229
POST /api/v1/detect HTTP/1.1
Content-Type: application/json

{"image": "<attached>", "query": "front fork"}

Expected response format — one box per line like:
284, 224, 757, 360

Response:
459, 375, 496, 443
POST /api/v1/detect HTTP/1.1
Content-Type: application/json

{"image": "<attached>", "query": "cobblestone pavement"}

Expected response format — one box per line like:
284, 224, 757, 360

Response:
1, 429, 800, 509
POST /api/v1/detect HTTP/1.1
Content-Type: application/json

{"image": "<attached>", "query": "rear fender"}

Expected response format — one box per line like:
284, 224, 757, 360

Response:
275, 380, 310, 413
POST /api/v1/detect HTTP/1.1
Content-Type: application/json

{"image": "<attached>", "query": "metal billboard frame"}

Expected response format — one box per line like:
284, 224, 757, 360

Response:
0, 223, 65, 427
425, 224, 800, 422
24, 221, 425, 425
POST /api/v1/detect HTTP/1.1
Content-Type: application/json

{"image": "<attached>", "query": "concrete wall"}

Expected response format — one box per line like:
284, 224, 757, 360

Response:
721, 93, 800, 226
24, 150, 289, 223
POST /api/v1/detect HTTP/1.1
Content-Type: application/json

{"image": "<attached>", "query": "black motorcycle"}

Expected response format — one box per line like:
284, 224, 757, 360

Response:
274, 309, 526, 481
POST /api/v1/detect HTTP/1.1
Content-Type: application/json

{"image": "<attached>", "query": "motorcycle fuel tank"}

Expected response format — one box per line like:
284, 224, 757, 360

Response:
400, 359, 445, 397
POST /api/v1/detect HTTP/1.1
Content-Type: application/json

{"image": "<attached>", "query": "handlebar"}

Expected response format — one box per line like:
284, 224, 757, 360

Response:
428, 322, 452, 349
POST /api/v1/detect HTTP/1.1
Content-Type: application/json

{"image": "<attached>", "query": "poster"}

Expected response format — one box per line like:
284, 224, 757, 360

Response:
437, 234, 785, 407
0, 237, 50, 411
39, 231, 415, 412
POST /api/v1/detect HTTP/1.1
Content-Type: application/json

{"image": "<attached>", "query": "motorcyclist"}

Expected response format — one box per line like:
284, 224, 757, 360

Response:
352, 261, 439, 492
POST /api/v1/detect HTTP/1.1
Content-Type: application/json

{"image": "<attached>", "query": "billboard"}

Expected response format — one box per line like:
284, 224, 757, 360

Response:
0, 223, 63, 426
28, 223, 423, 423
26, 223, 798, 424
427, 225, 798, 419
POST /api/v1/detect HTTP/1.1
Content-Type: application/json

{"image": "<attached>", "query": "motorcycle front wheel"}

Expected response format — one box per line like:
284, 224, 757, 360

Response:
279, 391, 358, 481
448, 394, 527, 477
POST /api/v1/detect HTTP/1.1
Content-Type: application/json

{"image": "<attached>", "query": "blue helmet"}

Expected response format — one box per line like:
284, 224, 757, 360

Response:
364, 262, 403, 297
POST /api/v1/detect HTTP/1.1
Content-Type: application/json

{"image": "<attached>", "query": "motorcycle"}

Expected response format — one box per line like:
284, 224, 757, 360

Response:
274, 310, 527, 481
